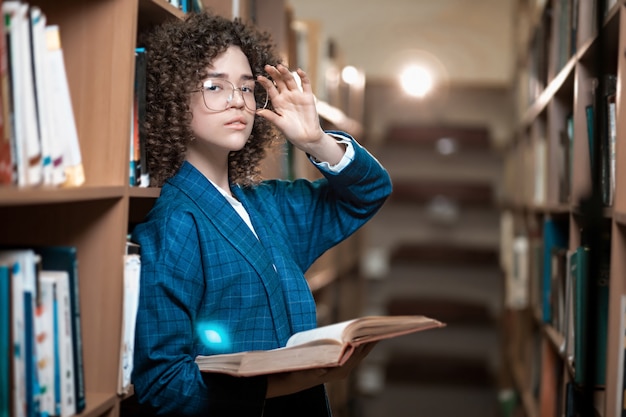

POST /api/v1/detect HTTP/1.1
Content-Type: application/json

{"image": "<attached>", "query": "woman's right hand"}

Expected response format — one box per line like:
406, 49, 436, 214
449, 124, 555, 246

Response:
266, 343, 377, 398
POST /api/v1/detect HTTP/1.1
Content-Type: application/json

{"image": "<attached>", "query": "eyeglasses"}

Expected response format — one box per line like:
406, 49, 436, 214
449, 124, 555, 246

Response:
198, 78, 268, 112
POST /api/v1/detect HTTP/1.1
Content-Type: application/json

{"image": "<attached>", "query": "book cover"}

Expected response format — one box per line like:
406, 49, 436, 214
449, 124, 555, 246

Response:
195, 315, 445, 377
3, 1, 42, 187
54, 269, 75, 417
35, 246, 85, 414
117, 253, 141, 395
541, 217, 568, 323
604, 75, 617, 206
130, 47, 148, 187
0, 264, 10, 417
573, 243, 609, 387
0, 249, 40, 417
28, 6, 49, 185
0, 3, 13, 185
563, 249, 577, 366
135, 47, 149, 187
617, 294, 626, 417
44, 25, 84, 188
36, 271, 59, 416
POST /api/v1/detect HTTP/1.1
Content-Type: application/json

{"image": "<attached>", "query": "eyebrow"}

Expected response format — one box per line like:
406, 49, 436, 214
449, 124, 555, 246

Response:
206, 72, 256, 81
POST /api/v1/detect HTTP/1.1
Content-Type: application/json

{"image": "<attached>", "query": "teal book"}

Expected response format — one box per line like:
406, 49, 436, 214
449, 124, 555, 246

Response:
0, 264, 10, 417
542, 217, 568, 323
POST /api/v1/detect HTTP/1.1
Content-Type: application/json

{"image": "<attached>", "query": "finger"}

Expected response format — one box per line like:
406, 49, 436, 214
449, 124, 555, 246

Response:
256, 75, 278, 99
265, 64, 289, 92
276, 64, 299, 90
296, 68, 312, 94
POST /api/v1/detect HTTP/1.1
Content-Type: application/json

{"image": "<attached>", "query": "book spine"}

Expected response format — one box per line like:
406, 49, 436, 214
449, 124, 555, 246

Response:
57, 272, 75, 417
0, 265, 10, 417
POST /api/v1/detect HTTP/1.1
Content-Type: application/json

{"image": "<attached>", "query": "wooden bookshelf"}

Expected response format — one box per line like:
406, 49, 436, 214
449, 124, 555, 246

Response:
502, 1, 626, 416
0, 1, 349, 416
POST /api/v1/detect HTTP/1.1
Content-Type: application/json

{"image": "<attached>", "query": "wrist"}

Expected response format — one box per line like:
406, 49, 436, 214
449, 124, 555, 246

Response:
305, 133, 346, 166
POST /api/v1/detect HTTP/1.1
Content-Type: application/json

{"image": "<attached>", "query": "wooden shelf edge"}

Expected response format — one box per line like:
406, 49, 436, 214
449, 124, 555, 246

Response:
522, 59, 576, 126
0, 185, 125, 206
128, 186, 161, 198
80, 392, 119, 417
614, 210, 626, 226
542, 323, 565, 356
509, 356, 538, 417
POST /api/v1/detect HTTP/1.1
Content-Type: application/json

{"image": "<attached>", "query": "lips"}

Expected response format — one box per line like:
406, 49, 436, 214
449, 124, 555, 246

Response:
225, 116, 247, 127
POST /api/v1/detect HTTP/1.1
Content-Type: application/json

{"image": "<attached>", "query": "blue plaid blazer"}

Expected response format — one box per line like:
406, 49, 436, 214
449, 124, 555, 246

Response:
131, 133, 392, 416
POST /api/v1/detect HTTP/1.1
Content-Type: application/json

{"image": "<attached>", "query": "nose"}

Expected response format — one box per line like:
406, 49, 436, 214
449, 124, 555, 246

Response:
228, 88, 246, 108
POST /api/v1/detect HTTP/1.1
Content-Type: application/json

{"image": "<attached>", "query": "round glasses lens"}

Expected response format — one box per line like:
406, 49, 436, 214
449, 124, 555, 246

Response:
201, 79, 268, 111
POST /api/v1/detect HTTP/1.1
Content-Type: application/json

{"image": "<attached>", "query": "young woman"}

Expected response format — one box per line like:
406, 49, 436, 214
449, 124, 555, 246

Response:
130, 10, 392, 417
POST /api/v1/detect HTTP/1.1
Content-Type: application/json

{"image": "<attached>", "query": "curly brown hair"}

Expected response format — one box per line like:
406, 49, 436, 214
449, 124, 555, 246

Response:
142, 10, 283, 187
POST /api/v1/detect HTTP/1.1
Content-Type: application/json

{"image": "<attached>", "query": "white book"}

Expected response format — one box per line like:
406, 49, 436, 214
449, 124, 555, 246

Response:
45, 25, 84, 188
36, 272, 59, 416
54, 269, 76, 417
29, 7, 61, 186
118, 253, 141, 395
3, 1, 42, 186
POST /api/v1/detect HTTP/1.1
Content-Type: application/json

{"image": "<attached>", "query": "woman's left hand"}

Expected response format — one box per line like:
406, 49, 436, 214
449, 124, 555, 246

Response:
256, 65, 345, 164
256, 65, 324, 146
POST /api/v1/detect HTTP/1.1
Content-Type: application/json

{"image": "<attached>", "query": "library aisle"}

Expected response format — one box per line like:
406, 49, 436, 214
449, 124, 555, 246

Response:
353, 125, 504, 417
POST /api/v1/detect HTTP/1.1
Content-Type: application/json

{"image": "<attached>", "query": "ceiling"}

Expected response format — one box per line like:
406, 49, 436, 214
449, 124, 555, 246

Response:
288, 0, 517, 88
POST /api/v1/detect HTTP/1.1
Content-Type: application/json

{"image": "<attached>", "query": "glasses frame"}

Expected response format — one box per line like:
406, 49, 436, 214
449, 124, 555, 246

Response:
198, 78, 269, 112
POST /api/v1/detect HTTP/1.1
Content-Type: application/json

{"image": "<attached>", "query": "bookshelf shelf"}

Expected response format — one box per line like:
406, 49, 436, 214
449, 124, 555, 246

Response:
521, 59, 575, 127
502, 1, 626, 416
0, 186, 125, 206
128, 186, 161, 198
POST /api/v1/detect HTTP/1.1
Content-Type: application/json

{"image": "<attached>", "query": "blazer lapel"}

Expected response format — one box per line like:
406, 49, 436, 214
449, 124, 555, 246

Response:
169, 162, 293, 342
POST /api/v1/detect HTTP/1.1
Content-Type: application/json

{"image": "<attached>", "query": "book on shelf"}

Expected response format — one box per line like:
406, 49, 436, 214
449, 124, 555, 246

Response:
45, 24, 84, 188
507, 235, 529, 310
195, 315, 445, 377
35, 246, 85, 414
3, 1, 42, 187
43, 269, 76, 417
0, 4, 12, 185
541, 217, 568, 323
550, 247, 568, 335
29, 6, 65, 187
117, 248, 141, 395
0, 264, 10, 417
130, 47, 149, 187
0, 249, 40, 417
601, 74, 617, 206
585, 101, 595, 177
563, 248, 577, 366
617, 294, 626, 417
558, 113, 573, 204
0, 2, 83, 188
36, 270, 58, 417
573, 243, 610, 388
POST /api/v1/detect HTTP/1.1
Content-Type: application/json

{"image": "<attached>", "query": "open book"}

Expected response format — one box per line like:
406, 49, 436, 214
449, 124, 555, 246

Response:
195, 315, 445, 377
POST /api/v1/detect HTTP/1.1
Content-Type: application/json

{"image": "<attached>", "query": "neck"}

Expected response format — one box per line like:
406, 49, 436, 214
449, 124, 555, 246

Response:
185, 144, 231, 194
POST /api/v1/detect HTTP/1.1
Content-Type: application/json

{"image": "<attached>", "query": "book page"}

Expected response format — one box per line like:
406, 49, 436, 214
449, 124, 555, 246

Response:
285, 319, 357, 347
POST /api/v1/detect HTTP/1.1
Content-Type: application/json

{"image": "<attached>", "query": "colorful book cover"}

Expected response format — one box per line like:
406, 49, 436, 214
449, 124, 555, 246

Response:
36, 246, 85, 414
